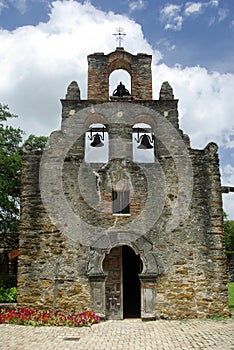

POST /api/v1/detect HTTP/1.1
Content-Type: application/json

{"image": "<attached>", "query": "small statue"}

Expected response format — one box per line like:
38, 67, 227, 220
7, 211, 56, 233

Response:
113, 81, 130, 97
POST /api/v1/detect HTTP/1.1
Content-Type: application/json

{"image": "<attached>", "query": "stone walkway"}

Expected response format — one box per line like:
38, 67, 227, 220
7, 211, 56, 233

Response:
0, 319, 234, 350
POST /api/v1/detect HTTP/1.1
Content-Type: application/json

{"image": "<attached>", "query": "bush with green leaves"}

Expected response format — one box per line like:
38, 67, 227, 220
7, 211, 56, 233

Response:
0, 287, 17, 303
0, 275, 17, 303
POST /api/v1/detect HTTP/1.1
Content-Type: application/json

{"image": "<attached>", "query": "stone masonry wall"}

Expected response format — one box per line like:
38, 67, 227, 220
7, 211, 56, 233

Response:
18, 151, 92, 311
18, 96, 229, 317
151, 146, 228, 318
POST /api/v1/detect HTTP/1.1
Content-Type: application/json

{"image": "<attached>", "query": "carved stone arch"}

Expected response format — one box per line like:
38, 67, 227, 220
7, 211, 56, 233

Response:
134, 236, 165, 275
87, 235, 164, 320
87, 234, 164, 277
108, 58, 132, 76
84, 113, 109, 131
133, 114, 157, 131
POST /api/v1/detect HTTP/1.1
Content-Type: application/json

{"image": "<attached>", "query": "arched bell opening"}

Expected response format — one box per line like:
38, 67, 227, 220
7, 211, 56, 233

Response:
132, 122, 155, 163
109, 69, 131, 99
103, 245, 143, 319
85, 123, 108, 163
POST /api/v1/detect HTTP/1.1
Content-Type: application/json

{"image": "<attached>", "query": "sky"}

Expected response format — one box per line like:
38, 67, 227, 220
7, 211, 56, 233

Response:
0, 0, 234, 218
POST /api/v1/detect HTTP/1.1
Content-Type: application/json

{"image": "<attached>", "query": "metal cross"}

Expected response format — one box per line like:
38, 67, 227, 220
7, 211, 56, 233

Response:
113, 27, 126, 47
42, 261, 74, 315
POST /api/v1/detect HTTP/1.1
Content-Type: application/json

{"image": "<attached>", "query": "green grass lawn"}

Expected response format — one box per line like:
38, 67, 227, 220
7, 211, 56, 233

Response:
228, 282, 234, 309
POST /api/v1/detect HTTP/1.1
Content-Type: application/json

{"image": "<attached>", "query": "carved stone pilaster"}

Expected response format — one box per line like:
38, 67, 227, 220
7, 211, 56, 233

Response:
139, 274, 158, 320
89, 274, 107, 319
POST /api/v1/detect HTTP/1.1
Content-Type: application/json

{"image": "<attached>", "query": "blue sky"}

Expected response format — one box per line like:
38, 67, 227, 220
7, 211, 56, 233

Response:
0, 0, 234, 217
1, 0, 233, 72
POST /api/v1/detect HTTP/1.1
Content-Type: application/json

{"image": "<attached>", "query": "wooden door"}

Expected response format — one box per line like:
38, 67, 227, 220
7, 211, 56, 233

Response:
103, 246, 123, 319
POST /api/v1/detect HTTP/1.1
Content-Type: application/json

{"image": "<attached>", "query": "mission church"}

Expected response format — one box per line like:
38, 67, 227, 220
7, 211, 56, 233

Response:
17, 38, 229, 319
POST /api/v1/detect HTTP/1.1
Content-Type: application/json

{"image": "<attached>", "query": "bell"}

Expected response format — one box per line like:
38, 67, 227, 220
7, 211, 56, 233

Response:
137, 134, 153, 149
90, 133, 104, 147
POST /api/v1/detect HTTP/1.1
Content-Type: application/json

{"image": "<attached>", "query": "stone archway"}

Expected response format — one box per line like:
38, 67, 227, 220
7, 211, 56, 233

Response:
87, 235, 164, 320
87, 48, 152, 101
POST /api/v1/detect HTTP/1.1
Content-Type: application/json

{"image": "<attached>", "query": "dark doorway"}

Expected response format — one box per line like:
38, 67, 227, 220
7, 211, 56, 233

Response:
103, 245, 143, 319
122, 245, 142, 318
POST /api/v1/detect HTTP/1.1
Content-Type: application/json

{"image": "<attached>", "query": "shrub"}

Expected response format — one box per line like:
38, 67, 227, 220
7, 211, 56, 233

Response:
0, 287, 17, 303
228, 282, 234, 310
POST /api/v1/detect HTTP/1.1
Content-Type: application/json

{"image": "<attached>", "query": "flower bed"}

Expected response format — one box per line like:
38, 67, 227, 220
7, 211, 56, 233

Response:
0, 308, 100, 327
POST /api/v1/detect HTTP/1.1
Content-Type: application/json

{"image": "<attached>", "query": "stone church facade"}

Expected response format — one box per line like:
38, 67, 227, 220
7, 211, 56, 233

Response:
18, 47, 229, 319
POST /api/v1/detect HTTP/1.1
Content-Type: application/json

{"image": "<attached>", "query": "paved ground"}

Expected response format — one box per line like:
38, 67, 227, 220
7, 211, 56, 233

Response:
0, 318, 234, 350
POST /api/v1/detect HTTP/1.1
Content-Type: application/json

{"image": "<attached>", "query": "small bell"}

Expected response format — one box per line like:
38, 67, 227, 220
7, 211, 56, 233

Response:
137, 134, 153, 149
90, 133, 104, 147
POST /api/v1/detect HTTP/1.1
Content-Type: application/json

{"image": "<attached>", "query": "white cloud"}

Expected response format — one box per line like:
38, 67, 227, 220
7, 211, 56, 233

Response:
9, 0, 27, 14
184, 0, 219, 17
0, 0, 233, 217
164, 16, 183, 31
0, 0, 157, 136
208, 16, 215, 26
160, 4, 183, 31
223, 193, 234, 219
0, 0, 7, 13
162, 0, 223, 30
184, 2, 203, 16
160, 4, 181, 17
129, 0, 146, 12
222, 132, 234, 150
1, 0, 233, 148
0, 0, 233, 148
217, 8, 229, 22
210, 0, 219, 7
209, 7, 229, 26
223, 164, 234, 177
221, 164, 234, 218
0, 0, 28, 14
152, 64, 234, 150
156, 38, 176, 52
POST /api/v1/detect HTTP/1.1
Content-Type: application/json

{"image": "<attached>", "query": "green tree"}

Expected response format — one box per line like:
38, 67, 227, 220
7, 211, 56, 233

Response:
25, 134, 48, 151
224, 213, 234, 257
0, 104, 48, 236
0, 104, 23, 234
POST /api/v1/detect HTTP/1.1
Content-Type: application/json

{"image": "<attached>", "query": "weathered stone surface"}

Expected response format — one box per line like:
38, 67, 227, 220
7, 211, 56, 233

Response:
159, 81, 174, 100
87, 48, 152, 100
66, 81, 80, 100
18, 47, 229, 319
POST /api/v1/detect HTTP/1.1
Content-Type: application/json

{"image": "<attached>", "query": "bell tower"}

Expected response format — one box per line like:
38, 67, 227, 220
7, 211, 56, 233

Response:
87, 47, 152, 101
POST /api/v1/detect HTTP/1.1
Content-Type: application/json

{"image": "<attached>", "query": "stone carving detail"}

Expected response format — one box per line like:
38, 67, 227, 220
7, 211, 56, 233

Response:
87, 236, 164, 277
87, 237, 164, 319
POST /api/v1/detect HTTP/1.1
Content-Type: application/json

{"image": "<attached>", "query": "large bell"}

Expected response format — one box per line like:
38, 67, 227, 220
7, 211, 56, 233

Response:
90, 133, 104, 147
137, 134, 153, 149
